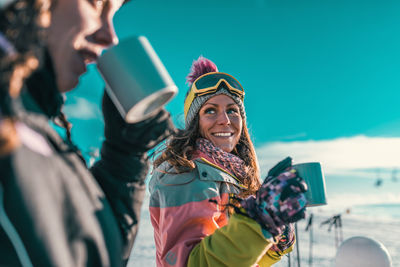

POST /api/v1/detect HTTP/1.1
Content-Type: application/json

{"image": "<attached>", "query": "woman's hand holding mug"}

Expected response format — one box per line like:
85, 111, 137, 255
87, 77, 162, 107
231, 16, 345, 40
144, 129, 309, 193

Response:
240, 157, 308, 237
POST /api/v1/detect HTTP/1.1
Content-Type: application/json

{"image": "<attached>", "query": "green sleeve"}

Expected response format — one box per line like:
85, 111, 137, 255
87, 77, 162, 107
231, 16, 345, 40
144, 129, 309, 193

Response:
257, 242, 294, 266
187, 213, 278, 267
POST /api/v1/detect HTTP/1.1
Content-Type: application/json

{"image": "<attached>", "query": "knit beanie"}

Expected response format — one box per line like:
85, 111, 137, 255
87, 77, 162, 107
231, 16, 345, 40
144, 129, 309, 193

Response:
184, 56, 246, 128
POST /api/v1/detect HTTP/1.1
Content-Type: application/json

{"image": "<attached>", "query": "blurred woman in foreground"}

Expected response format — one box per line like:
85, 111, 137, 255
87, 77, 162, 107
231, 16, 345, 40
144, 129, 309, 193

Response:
0, 0, 173, 265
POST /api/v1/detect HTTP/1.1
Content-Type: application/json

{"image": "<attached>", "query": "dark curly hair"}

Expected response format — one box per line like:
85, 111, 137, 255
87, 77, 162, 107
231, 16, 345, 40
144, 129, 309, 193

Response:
0, 0, 49, 155
0, 0, 49, 110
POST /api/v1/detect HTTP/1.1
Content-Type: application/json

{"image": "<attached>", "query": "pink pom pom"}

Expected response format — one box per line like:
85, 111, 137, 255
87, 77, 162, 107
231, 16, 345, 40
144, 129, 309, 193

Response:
186, 56, 218, 85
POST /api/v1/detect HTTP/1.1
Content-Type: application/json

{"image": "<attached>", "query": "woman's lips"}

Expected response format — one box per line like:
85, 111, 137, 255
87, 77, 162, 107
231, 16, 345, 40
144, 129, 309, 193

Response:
79, 49, 99, 65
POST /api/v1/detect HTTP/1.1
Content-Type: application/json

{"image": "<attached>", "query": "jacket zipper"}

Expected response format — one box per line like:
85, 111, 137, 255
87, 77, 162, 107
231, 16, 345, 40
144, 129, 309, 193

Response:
0, 183, 33, 267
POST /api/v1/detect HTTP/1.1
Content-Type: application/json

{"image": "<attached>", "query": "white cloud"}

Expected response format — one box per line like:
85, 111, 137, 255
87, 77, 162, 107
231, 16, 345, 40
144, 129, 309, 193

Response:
63, 97, 101, 120
256, 135, 400, 177
326, 192, 400, 209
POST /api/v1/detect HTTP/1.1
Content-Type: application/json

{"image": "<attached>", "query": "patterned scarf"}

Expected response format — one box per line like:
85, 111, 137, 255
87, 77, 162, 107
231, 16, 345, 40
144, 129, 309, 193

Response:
193, 138, 247, 180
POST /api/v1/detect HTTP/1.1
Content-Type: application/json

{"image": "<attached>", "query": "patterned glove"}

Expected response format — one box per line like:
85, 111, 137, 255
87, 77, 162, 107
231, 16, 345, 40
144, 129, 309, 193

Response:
240, 157, 308, 237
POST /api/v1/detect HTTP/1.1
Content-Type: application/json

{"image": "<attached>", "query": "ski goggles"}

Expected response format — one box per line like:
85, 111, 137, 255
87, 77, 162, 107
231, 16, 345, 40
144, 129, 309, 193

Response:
184, 72, 245, 118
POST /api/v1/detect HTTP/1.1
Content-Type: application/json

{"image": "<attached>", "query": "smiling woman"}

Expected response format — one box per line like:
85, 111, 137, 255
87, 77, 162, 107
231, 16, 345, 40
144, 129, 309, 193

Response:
149, 56, 308, 267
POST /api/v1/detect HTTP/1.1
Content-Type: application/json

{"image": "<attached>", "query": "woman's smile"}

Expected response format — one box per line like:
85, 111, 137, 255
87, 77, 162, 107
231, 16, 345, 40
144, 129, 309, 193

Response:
199, 94, 242, 153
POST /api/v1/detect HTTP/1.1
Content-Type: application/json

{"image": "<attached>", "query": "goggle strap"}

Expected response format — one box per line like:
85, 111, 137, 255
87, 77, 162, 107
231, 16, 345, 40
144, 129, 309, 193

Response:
184, 88, 196, 119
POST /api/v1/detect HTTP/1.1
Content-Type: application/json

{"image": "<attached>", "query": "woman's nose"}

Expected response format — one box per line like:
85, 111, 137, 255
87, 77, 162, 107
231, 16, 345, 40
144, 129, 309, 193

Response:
216, 111, 230, 125
93, 18, 118, 48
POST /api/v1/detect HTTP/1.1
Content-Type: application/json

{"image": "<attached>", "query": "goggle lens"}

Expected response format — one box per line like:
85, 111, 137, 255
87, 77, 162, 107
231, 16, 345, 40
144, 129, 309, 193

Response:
193, 73, 244, 99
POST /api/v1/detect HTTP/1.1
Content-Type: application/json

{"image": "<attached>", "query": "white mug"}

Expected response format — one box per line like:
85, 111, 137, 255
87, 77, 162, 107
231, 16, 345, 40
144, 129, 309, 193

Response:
294, 162, 328, 207
97, 36, 177, 123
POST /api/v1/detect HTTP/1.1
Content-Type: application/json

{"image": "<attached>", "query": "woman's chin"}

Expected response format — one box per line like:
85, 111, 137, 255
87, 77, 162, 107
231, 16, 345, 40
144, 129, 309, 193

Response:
215, 143, 234, 153
57, 75, 79, 93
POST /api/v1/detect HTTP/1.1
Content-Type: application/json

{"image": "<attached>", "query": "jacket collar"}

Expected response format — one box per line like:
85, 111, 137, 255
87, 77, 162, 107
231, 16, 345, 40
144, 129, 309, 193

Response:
150, 159, 246, 189
195, 159, 247, 189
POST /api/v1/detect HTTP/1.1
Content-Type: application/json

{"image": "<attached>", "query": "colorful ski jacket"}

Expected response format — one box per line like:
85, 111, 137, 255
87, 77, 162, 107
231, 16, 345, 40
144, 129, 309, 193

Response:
149, 157, 293, 267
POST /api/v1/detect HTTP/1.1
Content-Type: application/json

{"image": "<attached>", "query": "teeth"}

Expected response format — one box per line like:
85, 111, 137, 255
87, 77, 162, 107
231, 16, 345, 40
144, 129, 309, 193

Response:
214, 133, 232, 137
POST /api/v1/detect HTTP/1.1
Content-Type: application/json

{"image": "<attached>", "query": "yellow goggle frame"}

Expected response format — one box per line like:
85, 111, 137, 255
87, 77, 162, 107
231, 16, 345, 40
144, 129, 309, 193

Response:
184, 72, 245, 119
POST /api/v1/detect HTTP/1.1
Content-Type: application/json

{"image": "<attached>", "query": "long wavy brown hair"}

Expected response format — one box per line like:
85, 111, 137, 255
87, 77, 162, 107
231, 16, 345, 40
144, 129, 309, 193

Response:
154, 114, 261, 196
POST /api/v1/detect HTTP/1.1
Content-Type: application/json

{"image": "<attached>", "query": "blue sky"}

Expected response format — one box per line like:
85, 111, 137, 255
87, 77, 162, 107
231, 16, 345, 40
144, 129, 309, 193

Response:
64, 0, 400, 199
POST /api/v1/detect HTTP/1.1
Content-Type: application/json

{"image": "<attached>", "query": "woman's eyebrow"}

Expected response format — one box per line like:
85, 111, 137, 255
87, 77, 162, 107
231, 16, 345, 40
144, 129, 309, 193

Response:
204, 101, 237, 106
227, 103, 238, 107
202, 103, 218, 107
